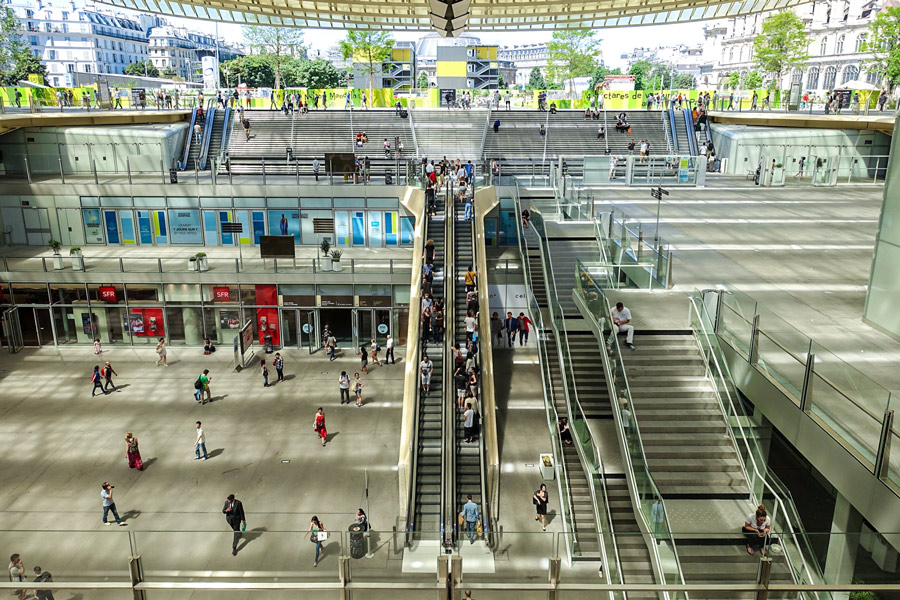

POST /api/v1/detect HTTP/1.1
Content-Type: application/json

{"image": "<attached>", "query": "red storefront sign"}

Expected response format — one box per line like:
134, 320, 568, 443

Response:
213, 287, 231, 301
99, 286, 117, 302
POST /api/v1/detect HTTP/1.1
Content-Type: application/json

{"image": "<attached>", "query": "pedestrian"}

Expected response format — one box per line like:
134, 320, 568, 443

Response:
354, 508, 368, 530
273, 352, 284, 382
90, 365, 105, 397
100, 481, 125, 526
155, 337, 168, 366
8, 554, 26, 600
32, 566, 54, 600
464, 591, 473, 600
533, 483, 549, 531
611, 301, 636, 350
455, 365, 468, 410
223, 494, 246, 555
504, 312, 519, 348
359, 344, 369, 374
260, 358, 270, 387
385, 333, 395, 364
194, 421, 208, 460
125, 432, 143, 470
420, 354, 433, 394
370, 338, 382, 366
102, 361, 119, 392
313, 157, 320, 182
14, 88, 22, 108
517, 312, 533, 346
490, 312, 503, 346
460, 494, 479, 544
463, 402, 476, 443
464, 310, 477, 342
304, 515, 327, 567
353, 372, 364, 407
91, 337, 103, 354
314, 407, 328, 447
539, 123, 546, 140
193, 369, 211, 404
339, 371, 351, 404
464, 265, 477, 292
241, 116, 251, 140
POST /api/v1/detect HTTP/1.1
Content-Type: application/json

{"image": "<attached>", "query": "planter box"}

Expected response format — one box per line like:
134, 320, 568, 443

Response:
71, 256, 84, 271
321, 257, 333, 271
539, 453, 554, 480
197, 257, 209, 272
189, 259, 198, 271
332, 260, 343, 272
52, 255, 65, 270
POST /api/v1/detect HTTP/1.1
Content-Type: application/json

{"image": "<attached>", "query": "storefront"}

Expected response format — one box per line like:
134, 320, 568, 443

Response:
0, 282, 410, 351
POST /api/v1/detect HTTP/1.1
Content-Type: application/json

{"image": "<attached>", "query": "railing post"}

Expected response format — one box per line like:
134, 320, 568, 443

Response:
93, 159, 99, 184
262, 157, 266, 185
157, 258, 162, 273
339, 555, 350, 600
119, 257, 125, 273
749, 314, 760, 366
24, 156, 32, 184
755, 556, 772, 600
713, 290, 724, 334
58, 156, 65, 184
126, 156, 132, 185
874, 409, 894, 480
160, 160, 166, 185
548, 555, 561, 600
799, 353, 815, 412
128, 554, 146, 600
437, 555, 450, 600
211, 158, 216, 186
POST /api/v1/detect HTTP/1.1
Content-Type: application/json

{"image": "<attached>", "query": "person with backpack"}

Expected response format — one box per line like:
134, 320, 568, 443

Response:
14, 88, 22, 108
124, 432, 143, 470
90, 365, 105, 397
32, 566, 54, 600
102, 361, 119, 392
194, 369, 211, 404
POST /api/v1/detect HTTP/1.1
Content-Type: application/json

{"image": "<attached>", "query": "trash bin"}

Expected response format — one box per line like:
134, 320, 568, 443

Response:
264, 334, 274, 354
348, 523, 367, 559
169, 168, 178, 184
385, 170, 393, 185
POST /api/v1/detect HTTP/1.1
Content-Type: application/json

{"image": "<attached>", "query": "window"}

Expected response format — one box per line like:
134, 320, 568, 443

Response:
841, 65, 859, 85
729, 47, 734, 62
820, 37, 827, 55
807, 66, 820, 89
823, 65, 837, 89
836, 34, 845, 54
84, 65, 90, 73
866, 70, 882, 85
44, 23, 51, 32
62, 11, 68, 20
855, 34, 866, 53
48, 49, 56, 59
66, 63, 74, 73
792, 69, 804, 83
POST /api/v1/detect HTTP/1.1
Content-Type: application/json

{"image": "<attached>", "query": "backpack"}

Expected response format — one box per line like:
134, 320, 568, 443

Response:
194, 377, 203, 390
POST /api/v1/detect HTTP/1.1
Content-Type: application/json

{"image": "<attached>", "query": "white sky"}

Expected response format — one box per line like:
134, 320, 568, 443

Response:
152, 16, 708, 70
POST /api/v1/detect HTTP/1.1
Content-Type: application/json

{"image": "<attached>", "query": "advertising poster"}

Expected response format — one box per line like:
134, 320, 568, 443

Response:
82, 209, 104, 244
220, 310, 241, 330
168, 210, 203, 244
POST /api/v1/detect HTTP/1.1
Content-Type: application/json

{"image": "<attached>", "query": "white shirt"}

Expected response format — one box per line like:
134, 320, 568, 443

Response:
745, 514, 771, 532
465, 316, 476, 332
195, 428, 205, 444
420, 360, 433, 375
386, 336, 394, 349
611, 307, 632, 324
426, 163, 434, 174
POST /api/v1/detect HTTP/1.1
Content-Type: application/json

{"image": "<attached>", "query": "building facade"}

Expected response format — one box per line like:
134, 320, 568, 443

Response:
499, 43, 550, 88
707, 0, 887, 93
149, 25, 244, 82
351, 42, 416, 90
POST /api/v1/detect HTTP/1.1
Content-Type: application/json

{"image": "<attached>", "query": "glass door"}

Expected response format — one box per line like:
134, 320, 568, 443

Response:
35, 308, 54, 346
352, 309, 374, 350
281, 308, 299, 349
375, 309, 391, 341
3, 308, 24, 353
306, 310, 316, 354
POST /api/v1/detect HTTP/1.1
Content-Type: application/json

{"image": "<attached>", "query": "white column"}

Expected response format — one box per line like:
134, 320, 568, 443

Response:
824, 492, 863, 600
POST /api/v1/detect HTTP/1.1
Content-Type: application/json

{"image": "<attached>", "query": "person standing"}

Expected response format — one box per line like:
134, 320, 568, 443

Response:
8, 554, 26, 600
353, 372, 364, 407
304, 516, 327, 567
464, 266, 477, 293
313, 157, 320, 181
504, 312, 519, 348
385, 333, 395, 364
463, 402, 476, 443
223, 494, 246, 555
314, 407, 328, 447
460, 494, 479, 544
338, 371, 351, 404
93, 338, 102, 354
420, 354, 433, 395
273, 352, 284, 382
102, 361, 119, 392
125, 432, 143, 470
32, 566, 54, 600
194, 421, 208, 460
533, 483, 549, 531
100, 482, 125, 526
90, 365, 105, 397
280, 214, 288, 235
260, 358, 270, 387
155, 337, 168, 366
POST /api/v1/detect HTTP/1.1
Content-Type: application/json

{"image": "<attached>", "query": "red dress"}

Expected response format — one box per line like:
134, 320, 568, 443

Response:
315, 414, 327, 440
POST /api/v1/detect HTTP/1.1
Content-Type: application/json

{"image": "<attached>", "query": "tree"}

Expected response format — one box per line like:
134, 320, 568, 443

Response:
588, 65, 622, 91
752, 11, 810, 97
497, 70, 507, 89
161, 66, 177, 79
124, 60, 159, 78
673, 73, 695, 89
416, 71, 429, 89
526, 67, 547, 90
628, 60, 653, 90
745, 70, 764, 89
5, 51, 48, 86
281, 58, 343, 89
0, 8, 25, 85
242, 25, 305, 89
219, 55, 276, 88
546, 29, 600, 99
862, 6, 900, 89
726, 71, 741, 89
339, 30, 395, 102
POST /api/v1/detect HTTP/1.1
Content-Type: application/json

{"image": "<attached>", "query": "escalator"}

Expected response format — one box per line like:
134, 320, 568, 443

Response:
176, 107, 198, 170
201, 106, 228, 170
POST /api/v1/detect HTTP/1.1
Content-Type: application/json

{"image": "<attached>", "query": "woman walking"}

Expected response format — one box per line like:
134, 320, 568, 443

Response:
125, 432, 143, 471
314, 408, 328, 447
155, 337, 168, 366
353, 373, 365, 407
533, 483, 549, 531
370, 338, 382, 366
359, 344, 369, 375
90, 365, 105, 397
304, 516, 327, 567
260, 359, 270, 387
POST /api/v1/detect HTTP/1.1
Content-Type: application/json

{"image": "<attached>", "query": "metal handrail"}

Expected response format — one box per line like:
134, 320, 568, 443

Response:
442, 177, 455, 548
177, 106, 199, 170
479, 108, 491, 162
688, 293, 823, 589
662, 109, 673, 154
407, 107, 420, 159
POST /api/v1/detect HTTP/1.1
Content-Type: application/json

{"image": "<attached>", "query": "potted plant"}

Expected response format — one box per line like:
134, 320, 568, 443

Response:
320, 239, 332, 271
771, 162, 785, 186
330, 249, 343, 272
69, 246, 84, 271
48, 239, 64, 270
189, 256, 198, 271
195, 252, 209, 272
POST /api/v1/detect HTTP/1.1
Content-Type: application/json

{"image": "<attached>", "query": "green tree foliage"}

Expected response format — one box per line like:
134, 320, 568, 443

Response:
0, 8, 48, 85
862, 6, 900, 87
161, 66, 177, 79
281, 58, 343, 89
726, 71, 741, 89
587, 65, 622, 91
673, 73, 695, 89
219, 55, 276, 88
526, 67, 547, 90
745, 70, 764, 89
497, 70, 507, 89
416, 71, 429, 89
6, 52, 48, 86
628, 60, 652, 90
124, 60, 159, 78
242, 25, 305, 89
339, 30, 395, 99
546, 28, 600, 98
752, 11, 810, 92
646, 62, 678, 90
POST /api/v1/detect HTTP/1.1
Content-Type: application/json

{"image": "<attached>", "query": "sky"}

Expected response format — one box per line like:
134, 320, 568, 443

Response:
150, 13, 707, 70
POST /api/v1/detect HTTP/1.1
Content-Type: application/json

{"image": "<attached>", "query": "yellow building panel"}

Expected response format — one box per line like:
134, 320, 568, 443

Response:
436, 61, 467, 77
473, 46, 497, 60
392, 48, 411, 61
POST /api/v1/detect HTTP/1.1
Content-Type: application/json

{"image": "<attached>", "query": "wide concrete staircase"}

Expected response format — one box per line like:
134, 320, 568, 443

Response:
413, 110, 488, 160
546, 238, 604, 316
566, 331, 613, 419
676, 545, 796, 599
623, 333, 749, 499
605, 475, 657, 598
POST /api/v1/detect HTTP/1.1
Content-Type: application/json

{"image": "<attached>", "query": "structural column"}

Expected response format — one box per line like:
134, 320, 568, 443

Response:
823, 492, 863, 600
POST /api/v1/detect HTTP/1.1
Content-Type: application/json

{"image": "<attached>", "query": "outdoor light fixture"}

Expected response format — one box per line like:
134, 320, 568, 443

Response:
428, 0, 470, 37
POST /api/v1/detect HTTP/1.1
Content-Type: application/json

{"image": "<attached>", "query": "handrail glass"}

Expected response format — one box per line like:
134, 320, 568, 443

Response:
573, 259, 686, 597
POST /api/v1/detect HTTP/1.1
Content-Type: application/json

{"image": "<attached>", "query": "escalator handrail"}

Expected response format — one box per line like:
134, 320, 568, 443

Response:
682, 109, 699, 156
668, 108, 680, 154
177, 107, 199, 170
442, 178, 455, 547
216, 105, 233, 166
197, 100, 217, 170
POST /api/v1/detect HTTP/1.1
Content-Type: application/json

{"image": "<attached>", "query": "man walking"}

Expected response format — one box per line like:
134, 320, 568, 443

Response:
101, 361, 119, 392
504, 312, 519, 348
223, 494, 246, 555
194, 369, 211, 404
100, 482, 126, 526
313, 157, 320, 182
32, 566, 54, 600
273, 353, 284, 383
385, 333, 395, 364
517, 312, 533, 346
194, 421, 208, 460
460, 494, 479, 544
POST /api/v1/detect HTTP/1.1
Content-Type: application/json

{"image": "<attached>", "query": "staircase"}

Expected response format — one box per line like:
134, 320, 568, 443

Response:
566, 331, 613, 419
202, 108, 226, 169
605, 475, 658, 598
413, 110, 487, 160
546, 238, 603, 316
413, 193, 446, 536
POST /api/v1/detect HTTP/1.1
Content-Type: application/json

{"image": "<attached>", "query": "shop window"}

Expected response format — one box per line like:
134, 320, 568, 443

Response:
267, 210, 300, 243
12, 284, 49, 304
280, 284, 316, 307
167, 209, 203, 244
203, 284, 239, 304
357, 284, 392, 308
82, 208, 104, 244
393, 285, 411, 307
127, 307, 164, 341
319, 284, 354, 307
89, 284, 124, 303
400, 216, 414, 245
384, 211, 399, 246
163, 284, 200, 305
50, 284, 88, 304
127, 284, 162, 303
